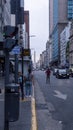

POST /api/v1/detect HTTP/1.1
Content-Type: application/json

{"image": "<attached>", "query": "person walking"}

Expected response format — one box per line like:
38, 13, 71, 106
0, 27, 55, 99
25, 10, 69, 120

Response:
24, 68, 33, 97
45, 67, 51, 84
18, 72, 24, 100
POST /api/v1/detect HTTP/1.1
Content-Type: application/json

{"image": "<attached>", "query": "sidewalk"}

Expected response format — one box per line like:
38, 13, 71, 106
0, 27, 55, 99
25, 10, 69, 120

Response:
0, 75, 32, 130
9, 99, 31, 130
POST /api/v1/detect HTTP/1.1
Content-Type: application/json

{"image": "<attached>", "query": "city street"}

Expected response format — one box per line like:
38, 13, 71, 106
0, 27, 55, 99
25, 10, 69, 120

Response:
34, 70, 73, 130
0, 71, 73, 130
1, 0, 73, 130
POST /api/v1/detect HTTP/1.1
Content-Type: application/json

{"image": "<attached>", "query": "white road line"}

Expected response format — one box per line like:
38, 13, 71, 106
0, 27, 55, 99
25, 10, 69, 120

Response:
54, 90, 67, 100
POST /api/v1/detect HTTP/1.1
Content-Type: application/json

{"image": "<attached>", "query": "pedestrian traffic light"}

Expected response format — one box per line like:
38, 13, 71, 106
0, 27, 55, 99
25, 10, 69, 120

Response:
3, 26, 18, 51
4, 38, 17, 52
3, 25, 18, 38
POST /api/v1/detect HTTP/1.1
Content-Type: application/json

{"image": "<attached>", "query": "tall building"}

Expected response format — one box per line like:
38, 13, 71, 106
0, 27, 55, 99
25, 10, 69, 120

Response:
0, 0, 11, 73
0, 0, 4, 43
49, 0, 68, 66
4, 0, 11, 25
60, 23, 71, 66
69, 20, 73, 66
49, 0, 53, 38
0, 0, 11, 74
24, 11, 30, 48
68, 0, 73, 20
0, 0, 11, 41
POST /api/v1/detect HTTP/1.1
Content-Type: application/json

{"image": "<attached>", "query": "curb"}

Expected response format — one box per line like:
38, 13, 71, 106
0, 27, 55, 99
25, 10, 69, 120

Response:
31, 84, 38, 130
31, 97, 38, 130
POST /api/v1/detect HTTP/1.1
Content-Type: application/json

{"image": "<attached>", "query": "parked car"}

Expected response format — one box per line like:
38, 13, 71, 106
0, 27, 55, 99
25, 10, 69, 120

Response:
69, 65, 73, 77
56, 68, 69, 79
53, 68, 58, 75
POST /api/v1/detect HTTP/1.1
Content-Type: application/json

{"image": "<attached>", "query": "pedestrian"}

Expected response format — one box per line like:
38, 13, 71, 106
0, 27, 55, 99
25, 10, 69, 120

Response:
24, 68, 33, 97
45, 67, 51, 84
18, 72, 24, 100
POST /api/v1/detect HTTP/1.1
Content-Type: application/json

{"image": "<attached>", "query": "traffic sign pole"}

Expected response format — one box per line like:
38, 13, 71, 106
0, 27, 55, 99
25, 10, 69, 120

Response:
4, 50, 9, 130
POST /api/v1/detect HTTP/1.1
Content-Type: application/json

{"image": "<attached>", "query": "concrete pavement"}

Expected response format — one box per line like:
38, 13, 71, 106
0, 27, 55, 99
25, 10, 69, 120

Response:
1, 73, 59, 130
0, 75, 37, 130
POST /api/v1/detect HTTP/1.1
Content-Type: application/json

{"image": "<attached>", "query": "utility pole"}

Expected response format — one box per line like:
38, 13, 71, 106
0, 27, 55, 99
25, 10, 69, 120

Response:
4, 26, 18, 130
4, 0, 24, 129
20, 0, 24, 100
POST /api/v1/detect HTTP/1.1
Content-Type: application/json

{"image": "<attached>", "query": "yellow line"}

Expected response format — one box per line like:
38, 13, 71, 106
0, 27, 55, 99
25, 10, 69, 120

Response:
31, 97, 38, 130
20, 97, 31, 102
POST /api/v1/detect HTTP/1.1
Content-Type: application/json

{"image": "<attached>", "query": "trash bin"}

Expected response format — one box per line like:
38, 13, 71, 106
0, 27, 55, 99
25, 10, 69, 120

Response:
5, 83, 20, 122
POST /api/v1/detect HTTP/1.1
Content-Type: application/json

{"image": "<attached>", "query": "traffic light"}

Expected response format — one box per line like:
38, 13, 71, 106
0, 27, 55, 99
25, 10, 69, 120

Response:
4, 38, 17, 52
3, 26, 18, 51
3, 25, 18, 38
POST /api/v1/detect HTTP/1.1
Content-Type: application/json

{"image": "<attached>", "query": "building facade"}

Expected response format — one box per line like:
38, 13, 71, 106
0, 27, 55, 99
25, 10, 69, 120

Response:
60, 22, 71, 66
68, 0, 73, 20
40, 51, 47, 69
69, 21, 73, 66
0, 0, 11, 74
49, 0, 68, 66
46, 41, 50, 67
24, 11, 30, 48
49, 0, 53, 38
46, 40, 52, 67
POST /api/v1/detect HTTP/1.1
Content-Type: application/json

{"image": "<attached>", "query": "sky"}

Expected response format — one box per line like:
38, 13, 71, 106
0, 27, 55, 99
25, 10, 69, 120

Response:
24, 0, 49, 62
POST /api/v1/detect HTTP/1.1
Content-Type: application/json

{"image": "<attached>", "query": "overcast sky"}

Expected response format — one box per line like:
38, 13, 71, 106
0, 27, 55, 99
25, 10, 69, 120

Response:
24, 0, 49, 61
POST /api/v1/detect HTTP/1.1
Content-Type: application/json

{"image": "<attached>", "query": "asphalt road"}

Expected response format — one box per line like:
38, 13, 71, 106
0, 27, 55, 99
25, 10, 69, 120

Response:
34, 70, 73, 130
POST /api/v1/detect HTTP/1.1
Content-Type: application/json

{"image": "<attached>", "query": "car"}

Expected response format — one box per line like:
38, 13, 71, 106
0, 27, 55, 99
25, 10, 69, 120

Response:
69, 65, 73, 77
56, 68, 69, 79
53, 68, 58, 75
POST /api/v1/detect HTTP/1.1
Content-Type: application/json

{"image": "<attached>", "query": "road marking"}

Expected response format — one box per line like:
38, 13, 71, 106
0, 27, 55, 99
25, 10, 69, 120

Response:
54, 90, 67, 100
31, 97, 38, 130
31, 85, 38, 130
20, 97, 31, 102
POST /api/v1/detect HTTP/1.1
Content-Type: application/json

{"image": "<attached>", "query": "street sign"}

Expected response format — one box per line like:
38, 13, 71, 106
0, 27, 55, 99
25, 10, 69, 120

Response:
11, 46, 20, 54
22, 49, 30, 56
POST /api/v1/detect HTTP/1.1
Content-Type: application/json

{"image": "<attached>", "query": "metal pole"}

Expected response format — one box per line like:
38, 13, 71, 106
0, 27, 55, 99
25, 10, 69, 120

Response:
20, 0, 24, 99
14, 0, 19, 83
21, 47, 24, 99
4, 50, 9, 130
15, 54, 18, 83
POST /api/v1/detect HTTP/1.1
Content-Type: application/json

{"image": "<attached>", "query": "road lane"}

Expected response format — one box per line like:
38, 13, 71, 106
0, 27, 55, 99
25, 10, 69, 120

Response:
34, 70, 73, 130
34, 76, 62, 130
